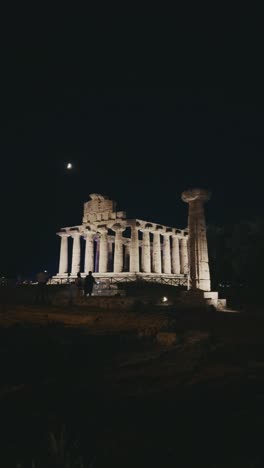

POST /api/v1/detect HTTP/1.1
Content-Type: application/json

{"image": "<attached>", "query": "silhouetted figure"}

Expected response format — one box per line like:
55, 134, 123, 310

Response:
35, 270, 48, 304
84, 271, 97, 297
75, 272, 83, 300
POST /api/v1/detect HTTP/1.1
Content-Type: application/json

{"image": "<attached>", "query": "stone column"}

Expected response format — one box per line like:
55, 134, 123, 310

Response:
84, 231, 94, 273
98, 227, 108, 273
180, 237, 188, 275
95, 238, 100, 272
162, 233, 172, 274
107, 239, 114, 272
71, 232, 81, 275
171, 235, 180, 275
58, 233, 68, 274
182, 188, 211, 291
112, 223, 125, 273
140, 225, 152, 273
152, 229, 162, 274
129, 224, 140, 272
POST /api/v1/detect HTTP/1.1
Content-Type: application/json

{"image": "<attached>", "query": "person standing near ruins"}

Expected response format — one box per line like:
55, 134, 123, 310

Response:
84, 271, 97, 297
75, 272, 83, 300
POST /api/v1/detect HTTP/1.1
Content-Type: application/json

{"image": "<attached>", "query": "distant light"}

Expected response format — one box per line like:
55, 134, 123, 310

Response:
67, 163, 73, 170
44, 270, 47, 273
162, 296, 168, 303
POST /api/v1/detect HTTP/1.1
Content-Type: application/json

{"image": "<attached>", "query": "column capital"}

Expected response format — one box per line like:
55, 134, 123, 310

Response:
163, 228, 173, 237
57, 231, 69, 237
97, 225, 108, 235
182, 188, 211, 204
140, 223, 153, 232
71, 231, 81, 238
112, 222, 126, 233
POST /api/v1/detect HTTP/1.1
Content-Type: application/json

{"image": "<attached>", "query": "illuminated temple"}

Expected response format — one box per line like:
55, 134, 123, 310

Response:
53, 193, 189, 285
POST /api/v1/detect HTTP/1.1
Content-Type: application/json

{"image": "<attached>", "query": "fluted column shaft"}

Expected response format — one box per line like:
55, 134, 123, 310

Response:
113, 230, 124, 273
171, 236, 180, 274
152, 232, 162, 274
129, 226, 139, 272
84, 233, 94, 273
71, 233, 81, 275
180, 237, 188, 275
163, 234, 171, 274
58, 234, 68, 274
98, 230, 108, 273
141, 230, 151, 273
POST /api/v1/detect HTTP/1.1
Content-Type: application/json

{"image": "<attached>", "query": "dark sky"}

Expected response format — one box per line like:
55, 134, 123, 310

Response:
1, 26, 263, 277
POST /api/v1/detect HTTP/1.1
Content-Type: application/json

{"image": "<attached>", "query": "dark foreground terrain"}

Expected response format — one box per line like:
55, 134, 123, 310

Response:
0, 303, 264, 467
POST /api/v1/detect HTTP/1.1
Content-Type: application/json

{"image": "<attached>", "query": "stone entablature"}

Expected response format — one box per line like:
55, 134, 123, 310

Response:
55, 194, 189, 278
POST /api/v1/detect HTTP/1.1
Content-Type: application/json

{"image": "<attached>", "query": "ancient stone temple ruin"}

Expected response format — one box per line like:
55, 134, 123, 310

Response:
53, 193, 189, 285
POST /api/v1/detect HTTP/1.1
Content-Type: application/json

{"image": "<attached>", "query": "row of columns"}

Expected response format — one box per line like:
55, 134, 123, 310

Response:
58, 227, 188, 276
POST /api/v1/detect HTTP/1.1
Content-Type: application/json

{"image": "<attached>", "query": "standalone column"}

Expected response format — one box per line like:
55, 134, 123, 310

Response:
84, 232, 94, 273
112, 224, 125, 273
152, 230, 162, 274
58, 233, 68, 274
162, 233, 172, 274
71, 233, 81, 275
129, 225, 139, 272
171, 235, 180, 274
180, 237, 188, 275
141, 228, 151, 273
98, 227, 108, 273
182, 188, 211, 291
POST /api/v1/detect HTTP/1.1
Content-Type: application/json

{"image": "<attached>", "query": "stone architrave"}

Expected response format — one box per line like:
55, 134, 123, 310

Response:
71, 232, 81, 275
140, 224, 152, 273
84, 229, 95, 273
112, 223, 125, 273
171, 235, 180, 275
152, 228, 162, 274
98, 227, 108, 273
182, 188, 211, 291
58, 233, 69, 274
129, 224, 140, 272
180, 237, 188, 275
162, 232, 172, 274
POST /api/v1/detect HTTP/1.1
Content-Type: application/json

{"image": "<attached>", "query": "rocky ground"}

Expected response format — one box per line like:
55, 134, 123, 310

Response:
0, 304, 264, 467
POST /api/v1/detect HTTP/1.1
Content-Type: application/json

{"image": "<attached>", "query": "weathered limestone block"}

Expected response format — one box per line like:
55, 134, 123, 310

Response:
58, 233, 68, 274
182, 188, 211, 291
71, 233, 81, 275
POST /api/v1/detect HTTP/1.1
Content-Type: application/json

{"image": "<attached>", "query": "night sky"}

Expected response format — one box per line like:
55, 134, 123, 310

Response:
1, 32, 263, 278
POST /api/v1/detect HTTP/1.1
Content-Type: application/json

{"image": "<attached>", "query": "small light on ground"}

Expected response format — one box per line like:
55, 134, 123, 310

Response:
162, 296, 168, 303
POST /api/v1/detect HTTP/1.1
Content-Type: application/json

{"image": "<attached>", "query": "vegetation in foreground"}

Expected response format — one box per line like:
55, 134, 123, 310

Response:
0, 305, 264, 467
